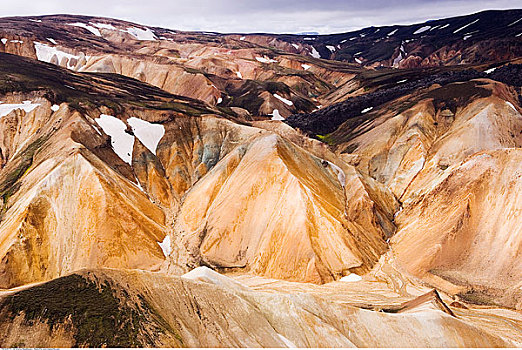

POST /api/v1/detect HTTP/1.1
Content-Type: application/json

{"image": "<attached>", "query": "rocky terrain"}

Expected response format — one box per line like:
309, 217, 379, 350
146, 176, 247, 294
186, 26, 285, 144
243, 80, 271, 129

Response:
0, 10, 520, 348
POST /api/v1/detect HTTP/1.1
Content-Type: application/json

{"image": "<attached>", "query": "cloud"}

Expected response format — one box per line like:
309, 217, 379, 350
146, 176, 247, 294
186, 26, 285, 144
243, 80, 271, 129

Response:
0, 0, 517, 33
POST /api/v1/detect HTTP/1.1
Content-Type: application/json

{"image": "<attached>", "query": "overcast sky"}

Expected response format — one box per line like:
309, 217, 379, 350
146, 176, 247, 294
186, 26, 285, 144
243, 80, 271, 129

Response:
0, 0, 518, 34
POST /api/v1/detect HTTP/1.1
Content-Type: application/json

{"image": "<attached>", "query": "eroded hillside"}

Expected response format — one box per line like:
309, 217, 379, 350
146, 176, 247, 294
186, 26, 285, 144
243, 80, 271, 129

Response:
0, 11, 520, 348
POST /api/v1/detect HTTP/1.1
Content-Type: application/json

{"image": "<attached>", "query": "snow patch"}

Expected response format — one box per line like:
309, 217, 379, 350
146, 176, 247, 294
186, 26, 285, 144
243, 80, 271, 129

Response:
125, 27, 157, 41
340, 39, 347, 43
127, 117, 165, 155
413, 26, 431, 34
340, 273, 362, 282
361, 107, 373, 113
397, 79, 408, 83
273, 93, 293, 106
327, 161, 346, 187
47, 37, 57, 45
438, 24, 450, 30
236, 71, 243, 79
303, 37, 316, 41
29, 19, 42, 23
181, 266, 248, 291
301, 63, 311, 70
68, 22, 101, 37
239, 36, 245, 40
91, 22, 117, 30
1, 38, 7, 45
484, 67, 497, 74
310, 46, 321, 59
217, 97, 223, 104
506, 101, 517, 112
326, 45, 336, 52
291, 43, 299, 49
387, 29, 398, 36
508, 18, 522, 26
158, 235, 171, 257
270, 109, 284, 121
94, 114, 134, 165
0, 102, 40, 118
255, 56, 277, 63
355, 57, 362, 64
34, 42, 84, 69
10, 40, 23, 43
277, 334, 297, 348
463, 34, 472, 40
453, 19, 479, 33
51, 104, 60, 112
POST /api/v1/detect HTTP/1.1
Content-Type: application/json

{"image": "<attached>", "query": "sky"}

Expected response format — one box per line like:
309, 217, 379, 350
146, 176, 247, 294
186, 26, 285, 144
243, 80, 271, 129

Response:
0, 0, 519, 34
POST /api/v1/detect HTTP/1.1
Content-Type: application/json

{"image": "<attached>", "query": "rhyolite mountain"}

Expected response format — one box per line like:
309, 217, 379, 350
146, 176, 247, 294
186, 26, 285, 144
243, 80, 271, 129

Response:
0, 9, 520, 348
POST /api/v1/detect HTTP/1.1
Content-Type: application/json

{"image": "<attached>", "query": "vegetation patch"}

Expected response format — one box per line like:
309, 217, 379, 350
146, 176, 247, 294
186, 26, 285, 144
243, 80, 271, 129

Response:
0, 273, 180, 347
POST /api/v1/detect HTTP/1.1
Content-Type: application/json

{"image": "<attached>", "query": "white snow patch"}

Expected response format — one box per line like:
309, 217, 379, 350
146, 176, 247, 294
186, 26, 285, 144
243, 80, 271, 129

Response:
217, 97, 223, 104
182, 266, 247, 290
29, 19, 42, 23
239, 36, 245, 40
327, 161, 346, 187
349, 37, 357, 41
355, 57, 362, 64
453, 19, 479, 33
127, 117, 165, 155
301, 63, 311, 70
506, 101, 517, 112
484, 67, 497, 74
68, 22, 101, 37
274, 93, 293, 106
387, 29, 398, 36
438, 24, 450, 29
91, 22, 117, 30
10, 40, 23, 43
47, 37, 57, 44
361, 107, 373, 113
340, 273, 362, 282
413, 26, 431, 34
125, 27, 157, 41
508, 18, 522, 26
1, 38, 7, 45
397, 79, 408, 83
516, 33, 522, 37
310, 46, 321, 59
158, 235, 171, 257
326, 45, 336, 52
34, 42, 83, 69
270, 109, 284, 121
393, 43, 406, 67
463, 34, 472, 40
0, 102, 40, 118
51, 104, 60, 112
277, 334, 297, 348
292, 43, 299, 49
340, 39, 347, 43
255, 56, 277, 63
94, 114, 134, 165
303, 37, 316, 40
92, 124, 102, 136
236, 71, 243, 79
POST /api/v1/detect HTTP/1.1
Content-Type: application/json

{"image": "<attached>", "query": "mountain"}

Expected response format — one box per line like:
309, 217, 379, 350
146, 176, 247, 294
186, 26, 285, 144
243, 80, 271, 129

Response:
0, 9, 520, 347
